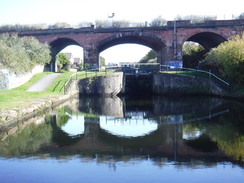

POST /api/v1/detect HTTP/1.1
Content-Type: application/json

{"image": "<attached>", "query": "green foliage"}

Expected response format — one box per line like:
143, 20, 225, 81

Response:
84, 63, 91, 70
56, 53, 71, 72
99, 56, 105, 67
199, 33, 244, 85
45, 72, 74, 93
0, 33, 51, 74
0, 122, 52, 157
22, 36, 52, 66
182, 41, 206, 68
139, 50, 157, 63
0, 71, 113, 111
0, 72, 58, 110
77, 63, 84, 71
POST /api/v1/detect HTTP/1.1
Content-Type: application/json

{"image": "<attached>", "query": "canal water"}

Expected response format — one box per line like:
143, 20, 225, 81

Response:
0, 96, 244, 183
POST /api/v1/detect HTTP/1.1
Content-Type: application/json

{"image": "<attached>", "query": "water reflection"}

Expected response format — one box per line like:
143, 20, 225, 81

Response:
0, 96, 244, 182
61, 115, 85, 136
100, 116, 158, 137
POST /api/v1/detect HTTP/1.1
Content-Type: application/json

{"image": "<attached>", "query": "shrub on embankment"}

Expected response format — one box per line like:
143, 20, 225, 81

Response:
199, 33, 244, 87
0, 33, 51, 74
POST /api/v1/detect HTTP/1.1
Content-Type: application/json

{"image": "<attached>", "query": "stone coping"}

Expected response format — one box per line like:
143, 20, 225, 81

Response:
0, 92, 78, 129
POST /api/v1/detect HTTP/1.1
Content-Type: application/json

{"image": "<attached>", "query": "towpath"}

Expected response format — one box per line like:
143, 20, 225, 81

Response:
27, 73, 60, 92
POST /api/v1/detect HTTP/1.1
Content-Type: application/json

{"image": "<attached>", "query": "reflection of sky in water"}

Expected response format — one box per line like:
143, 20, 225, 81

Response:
60, 114, 205, 139
61, 115, 85, 136
183, 130, 203, 140
100, 116, 158, 137
1, 158, 244, 183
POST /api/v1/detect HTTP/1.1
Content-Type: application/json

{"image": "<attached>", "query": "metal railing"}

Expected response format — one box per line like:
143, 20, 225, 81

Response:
63, 65, 230, 94
160, 65, 230, 89
63, 72, 77, 94
63, 68, 116, 94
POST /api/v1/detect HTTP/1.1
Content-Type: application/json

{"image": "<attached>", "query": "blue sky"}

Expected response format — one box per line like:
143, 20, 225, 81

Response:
1, 0, 243, 25
0, 0, 243, 63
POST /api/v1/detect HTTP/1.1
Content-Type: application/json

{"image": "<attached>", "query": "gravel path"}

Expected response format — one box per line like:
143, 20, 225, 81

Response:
27, 73, 60, 92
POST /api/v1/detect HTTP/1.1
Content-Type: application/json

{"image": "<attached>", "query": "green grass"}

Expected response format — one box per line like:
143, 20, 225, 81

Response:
0, 70, 114, 111
234, 87, 244, 96
162, 70, 209, 78
45, 72, 74, 93
0, 72, 60, 110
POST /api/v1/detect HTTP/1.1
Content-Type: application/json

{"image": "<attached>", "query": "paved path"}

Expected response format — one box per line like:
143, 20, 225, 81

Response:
27, 73, 60, 92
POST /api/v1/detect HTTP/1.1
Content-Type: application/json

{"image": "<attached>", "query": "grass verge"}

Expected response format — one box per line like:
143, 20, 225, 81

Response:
162, 70, 209, 78
0, 72, 61, 110
0, 70, 114, 111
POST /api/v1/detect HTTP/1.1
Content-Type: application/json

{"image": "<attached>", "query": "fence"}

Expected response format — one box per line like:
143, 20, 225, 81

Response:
160, 65, 230, 90
63, 72, 77, 94
63, 65, 231, 94
63, 68, 115, 94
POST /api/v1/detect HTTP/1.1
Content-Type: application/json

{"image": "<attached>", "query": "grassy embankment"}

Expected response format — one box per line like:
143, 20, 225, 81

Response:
0, 70, 112, 111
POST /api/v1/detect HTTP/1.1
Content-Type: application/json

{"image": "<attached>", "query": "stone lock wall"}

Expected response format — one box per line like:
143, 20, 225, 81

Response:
76, 72, 227, 96
153, 73, 227, 96
78, 72, 124, 96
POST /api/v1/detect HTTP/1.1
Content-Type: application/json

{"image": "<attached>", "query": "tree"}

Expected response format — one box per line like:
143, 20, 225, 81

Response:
56, 53, 70, 72
22, 36, 51, 66
95, 19, 111, 28
199, 33, 244, 85
182, 41, 206, 68
78, 21, 93, 28
0, 33, 51, 74
139, 50, 157, 63
236, 12, 244, 20
175, 15, 216, 23
130, 22, 146, 27
99, 56, 105, 67
49, 22, 71, 29
150, 16, 167, 27
95, 19, 131, 28
112, 20, 131, 28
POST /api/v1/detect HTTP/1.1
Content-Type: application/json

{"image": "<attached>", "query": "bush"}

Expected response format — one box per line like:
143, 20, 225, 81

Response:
0, 34, 51, 74
199, 33, 244, 85
56, 53, 70, 72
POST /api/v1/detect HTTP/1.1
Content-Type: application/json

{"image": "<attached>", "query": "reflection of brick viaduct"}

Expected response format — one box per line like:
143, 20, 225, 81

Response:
50, 118, 228, 162
17, 20, 244, 71
48, 97, 230, 161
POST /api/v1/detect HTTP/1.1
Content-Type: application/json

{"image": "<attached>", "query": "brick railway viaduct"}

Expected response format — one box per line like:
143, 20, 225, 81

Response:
15, 19, 244, 71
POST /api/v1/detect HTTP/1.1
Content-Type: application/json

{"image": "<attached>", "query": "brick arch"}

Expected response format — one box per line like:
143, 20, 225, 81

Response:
183, 31, 227, 51
47, 38, 83, 71
49, 38, 82, 53
97, 32, 166, 53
